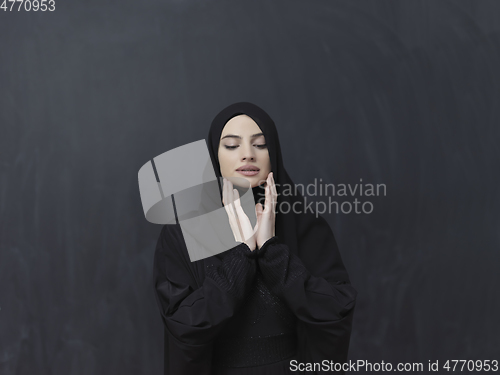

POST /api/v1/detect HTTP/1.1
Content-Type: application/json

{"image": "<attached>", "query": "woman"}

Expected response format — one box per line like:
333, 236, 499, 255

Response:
153, 102, 357, 374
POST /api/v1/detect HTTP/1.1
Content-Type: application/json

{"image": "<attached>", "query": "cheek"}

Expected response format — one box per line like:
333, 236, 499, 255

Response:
263, 156, 271, 170
218, 150, 232, 171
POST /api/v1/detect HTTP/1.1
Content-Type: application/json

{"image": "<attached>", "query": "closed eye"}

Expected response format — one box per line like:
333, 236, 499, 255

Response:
224, 144, 267, 150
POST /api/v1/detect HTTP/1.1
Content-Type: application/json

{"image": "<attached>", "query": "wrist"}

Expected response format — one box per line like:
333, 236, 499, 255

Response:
245, 242, 257, 252
256, 236, 279, 256
238, 242, 258, 258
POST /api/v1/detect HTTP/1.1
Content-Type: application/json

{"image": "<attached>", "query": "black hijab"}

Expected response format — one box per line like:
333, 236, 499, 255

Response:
207, 102, 350, 283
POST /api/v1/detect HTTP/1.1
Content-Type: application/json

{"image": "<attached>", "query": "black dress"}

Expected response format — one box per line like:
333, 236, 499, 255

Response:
152, 101, 357, 374
153, 223, 357, 374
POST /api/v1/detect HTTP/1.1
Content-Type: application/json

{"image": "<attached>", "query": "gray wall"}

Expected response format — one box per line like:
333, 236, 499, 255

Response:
1, 1, 499, 374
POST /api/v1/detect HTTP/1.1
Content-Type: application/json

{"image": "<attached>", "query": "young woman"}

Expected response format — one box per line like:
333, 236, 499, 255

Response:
153, 102, 357, 374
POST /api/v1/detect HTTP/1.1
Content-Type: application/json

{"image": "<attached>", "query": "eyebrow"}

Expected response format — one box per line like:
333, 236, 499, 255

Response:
220, 132, 264, 140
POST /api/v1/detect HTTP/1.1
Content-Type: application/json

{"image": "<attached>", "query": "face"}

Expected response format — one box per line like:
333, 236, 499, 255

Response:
218, 114, 271, 188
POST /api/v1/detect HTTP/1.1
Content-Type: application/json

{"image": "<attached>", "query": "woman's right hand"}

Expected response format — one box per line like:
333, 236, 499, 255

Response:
222, 178, 257, 251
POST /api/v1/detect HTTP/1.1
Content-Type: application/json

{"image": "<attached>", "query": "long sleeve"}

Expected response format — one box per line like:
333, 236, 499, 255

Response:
257, 235, 356, 322
256, 216, 357, 373
153, 225, 257, 374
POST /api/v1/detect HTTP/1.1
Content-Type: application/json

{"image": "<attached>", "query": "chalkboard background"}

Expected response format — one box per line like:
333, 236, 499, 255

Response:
1, 1, 499, 374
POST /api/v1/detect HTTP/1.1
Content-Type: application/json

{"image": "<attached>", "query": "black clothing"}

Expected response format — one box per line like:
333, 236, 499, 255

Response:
153, 102, 357, 374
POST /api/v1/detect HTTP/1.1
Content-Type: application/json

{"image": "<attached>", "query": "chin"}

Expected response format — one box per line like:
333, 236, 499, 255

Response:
228, 173, 265, 188
226, 175, 252, 188
248, 177, 265, 189
244, 176, 258, 187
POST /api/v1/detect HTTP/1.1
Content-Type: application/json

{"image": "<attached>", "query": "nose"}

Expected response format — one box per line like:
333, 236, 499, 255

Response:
241, 143, 256, 161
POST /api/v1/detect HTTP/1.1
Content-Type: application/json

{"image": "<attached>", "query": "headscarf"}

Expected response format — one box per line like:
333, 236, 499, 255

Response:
206, 102, 350, 283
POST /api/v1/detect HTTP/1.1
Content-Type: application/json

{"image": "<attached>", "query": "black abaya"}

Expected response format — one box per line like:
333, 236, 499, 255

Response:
153, 102, 357, 374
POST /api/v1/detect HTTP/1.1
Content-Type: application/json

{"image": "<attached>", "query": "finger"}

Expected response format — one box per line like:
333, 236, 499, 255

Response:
225, 177, 230, 204
231, 188, 245, 241
223, 178, 233, 206
225, 205, 241, 242
223, 179, 231, 214
233, 188, 242, 209
270, 172, 278, 214
255, 203, 263, 226
233, 189, 251, 227
227, 179, 236, 212
270, 173, 277, 236
255, 202, 263, 217
253, 204, 261, 234
229, 216, 242, 242
223, 179, 235, 216
223, 179, 242, 242
233, 189, 255, 241
233, 189, 249, 224
264, 177, 272, 213
222, 178, 226, 206
227, 184, 238, 220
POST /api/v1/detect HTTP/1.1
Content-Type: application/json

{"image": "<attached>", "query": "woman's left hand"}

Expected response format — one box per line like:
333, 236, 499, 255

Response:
255, 172, 277, 249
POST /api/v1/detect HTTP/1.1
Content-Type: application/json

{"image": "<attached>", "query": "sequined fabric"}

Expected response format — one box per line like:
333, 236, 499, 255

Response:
256, 236, 311, 298
237, 268, 297, 328
213, 268, 298, 368
204, 243, 257, 302
213, 332, 297, 368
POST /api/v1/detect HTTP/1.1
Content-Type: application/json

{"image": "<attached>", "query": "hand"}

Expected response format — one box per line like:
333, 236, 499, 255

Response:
222, 178, 258, 251
255, 172, 277, 249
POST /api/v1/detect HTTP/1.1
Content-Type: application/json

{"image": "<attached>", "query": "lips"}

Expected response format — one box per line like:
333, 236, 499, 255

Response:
236, 165, 260, 171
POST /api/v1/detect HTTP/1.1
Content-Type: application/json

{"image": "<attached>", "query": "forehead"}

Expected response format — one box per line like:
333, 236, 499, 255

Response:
220, 114, 262, 137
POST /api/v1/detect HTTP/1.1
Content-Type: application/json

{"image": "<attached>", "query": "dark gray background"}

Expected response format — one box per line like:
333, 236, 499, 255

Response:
1, 0, 499, 374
